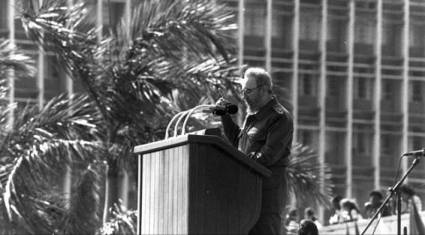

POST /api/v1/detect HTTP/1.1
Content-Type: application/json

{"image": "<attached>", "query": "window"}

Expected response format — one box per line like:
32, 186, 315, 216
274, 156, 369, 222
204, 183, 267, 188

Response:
354, 77, 370, 99
382, 81, 393, 100
382, 19, 401, 48
354, 17, 375, 44
327, 18, 345, 42
103, 1, 126, 31
327, 76, 341, 97
244, 2, 266, 37
353, 132, 371, 155
0, 0, 8, 30
325, 131, 346, 165
409, 24, 424, 48
298, 130, 313, 146
272, 9, 291, 39
411, 81, 423, 102
299, 73, 317, 96
300, 11, 320, 40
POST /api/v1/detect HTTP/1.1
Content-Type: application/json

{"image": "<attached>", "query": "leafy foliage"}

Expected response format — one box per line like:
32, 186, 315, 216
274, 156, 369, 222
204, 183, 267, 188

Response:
97, 204, 137, 235
287, 143, 333, 208
0, 93, 104, 234
0, 39, 35, 80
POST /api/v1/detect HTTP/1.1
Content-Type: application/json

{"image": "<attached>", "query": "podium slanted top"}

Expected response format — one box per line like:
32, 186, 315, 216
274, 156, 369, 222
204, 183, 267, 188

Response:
133, 132, 271, 177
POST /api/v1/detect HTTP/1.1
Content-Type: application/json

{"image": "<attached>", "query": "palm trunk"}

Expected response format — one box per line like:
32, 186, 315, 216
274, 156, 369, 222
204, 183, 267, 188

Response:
102, 161, 121, 223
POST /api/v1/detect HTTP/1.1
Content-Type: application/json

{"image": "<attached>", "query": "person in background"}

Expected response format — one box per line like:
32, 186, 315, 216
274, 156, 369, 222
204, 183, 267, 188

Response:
400, 184, 422, 213
218, 67, 293, 235
329, 195, 343, 224
304, 207, 322, 229
364, 190, 392, 218
340, 198, 363, 222
298, 219, 319, 235
286, 209, 300, 235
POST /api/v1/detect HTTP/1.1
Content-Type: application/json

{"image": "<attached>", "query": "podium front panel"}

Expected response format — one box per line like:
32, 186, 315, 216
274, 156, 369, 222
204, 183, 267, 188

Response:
141, 145, 189, 235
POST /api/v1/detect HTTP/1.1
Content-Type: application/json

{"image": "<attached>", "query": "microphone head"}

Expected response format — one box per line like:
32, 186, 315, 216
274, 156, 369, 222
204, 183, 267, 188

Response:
212, 107, 227, 116
225, 104, 238, 114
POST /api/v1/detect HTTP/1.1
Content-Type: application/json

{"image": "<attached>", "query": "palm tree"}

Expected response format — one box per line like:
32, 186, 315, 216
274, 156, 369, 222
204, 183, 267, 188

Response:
0, 37, 111, 234
20, 0, 240, 224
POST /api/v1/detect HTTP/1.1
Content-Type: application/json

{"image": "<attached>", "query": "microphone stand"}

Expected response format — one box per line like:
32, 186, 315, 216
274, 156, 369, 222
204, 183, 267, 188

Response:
361, 156, 421, 235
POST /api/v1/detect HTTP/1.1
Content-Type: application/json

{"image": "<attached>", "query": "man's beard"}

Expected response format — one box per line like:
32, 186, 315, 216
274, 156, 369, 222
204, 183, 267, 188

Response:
244, 99, 255, 114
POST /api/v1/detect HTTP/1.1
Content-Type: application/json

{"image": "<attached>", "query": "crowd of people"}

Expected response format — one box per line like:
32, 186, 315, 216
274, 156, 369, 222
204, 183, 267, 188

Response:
328, 184, 422, 225
283, 184, 422, 235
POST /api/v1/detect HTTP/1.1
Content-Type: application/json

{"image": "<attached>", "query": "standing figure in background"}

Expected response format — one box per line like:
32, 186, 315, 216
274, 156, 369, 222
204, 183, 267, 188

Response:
286, 209, 300, 235
218, 67, 294, 235
400, 184, 422, 213
364, 190, 392, 218
304, 207, 322, 229
340, 198, 363, 222
329, 195, 343, 225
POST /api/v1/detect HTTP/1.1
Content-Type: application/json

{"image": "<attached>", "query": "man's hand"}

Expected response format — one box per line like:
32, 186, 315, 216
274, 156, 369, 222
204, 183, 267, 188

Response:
215, 97, 230, 107
247, 152, 261, 161
213, 98, 230, 116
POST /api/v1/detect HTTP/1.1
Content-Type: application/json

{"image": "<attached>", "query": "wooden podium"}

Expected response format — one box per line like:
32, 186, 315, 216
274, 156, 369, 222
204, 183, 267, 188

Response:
133, 132, 271, 235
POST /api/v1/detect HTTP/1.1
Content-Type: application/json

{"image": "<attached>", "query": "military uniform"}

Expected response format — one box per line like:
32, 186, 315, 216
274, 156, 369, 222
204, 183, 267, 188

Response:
221, 97, 293, 235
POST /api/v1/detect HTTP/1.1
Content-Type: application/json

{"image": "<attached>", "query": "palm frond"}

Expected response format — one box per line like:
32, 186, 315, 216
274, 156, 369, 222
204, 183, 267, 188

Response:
0, 94, 104, 233
0, 39, 36, 80
124, 0, 236, 61
20, 0, 109, 119
287, 143, 333, 208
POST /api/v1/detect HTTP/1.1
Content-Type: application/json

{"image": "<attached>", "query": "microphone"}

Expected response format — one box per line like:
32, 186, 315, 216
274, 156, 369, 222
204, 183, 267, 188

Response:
207, 103, 238, 116
402, 149, 425, 157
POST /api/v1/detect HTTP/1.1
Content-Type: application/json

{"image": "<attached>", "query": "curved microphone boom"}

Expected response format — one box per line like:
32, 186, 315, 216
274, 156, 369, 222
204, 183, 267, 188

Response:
165, 104, 215, 139
164, 102, 238, 139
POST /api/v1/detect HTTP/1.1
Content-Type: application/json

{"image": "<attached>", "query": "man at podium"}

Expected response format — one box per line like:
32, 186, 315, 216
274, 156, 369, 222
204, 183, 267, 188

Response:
217, 67, 294, 235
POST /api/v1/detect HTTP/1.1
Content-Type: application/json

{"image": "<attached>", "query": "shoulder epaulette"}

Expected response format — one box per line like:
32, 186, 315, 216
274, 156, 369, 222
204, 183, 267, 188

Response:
273, 103, 285, 114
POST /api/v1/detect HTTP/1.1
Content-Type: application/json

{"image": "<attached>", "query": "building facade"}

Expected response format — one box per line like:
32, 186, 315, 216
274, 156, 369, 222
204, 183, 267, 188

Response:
1, 0, 425, 223
220, 0, 425, 214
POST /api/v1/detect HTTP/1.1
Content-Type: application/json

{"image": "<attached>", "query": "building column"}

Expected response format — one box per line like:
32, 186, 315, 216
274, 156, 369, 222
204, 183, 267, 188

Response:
373, 0, 383, 190
7, 0, 15, 129
238, 0, 245, 67
265, 0, 272, 72
318, 0, 328, 223
292, 0, 300, 143
346, 0, 355, 198
401, 0, 410, 174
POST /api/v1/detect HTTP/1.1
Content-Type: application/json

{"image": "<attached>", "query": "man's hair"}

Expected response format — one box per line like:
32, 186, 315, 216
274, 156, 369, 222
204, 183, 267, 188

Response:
305, 207, 315, 217
298, 219, 318, 235
244, 67, 273, 93
400, 184, 416, 196
332, 195, 343, 210
369, 190, 383, 200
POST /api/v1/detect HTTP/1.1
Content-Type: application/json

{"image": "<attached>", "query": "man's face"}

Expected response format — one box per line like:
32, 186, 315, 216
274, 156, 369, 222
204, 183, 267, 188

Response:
241, 75, 263, 108
370, 195, 380, 206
